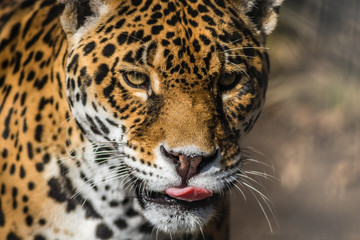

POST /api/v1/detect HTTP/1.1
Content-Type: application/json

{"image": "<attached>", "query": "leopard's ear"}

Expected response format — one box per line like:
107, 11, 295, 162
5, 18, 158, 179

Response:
58, 0, 109, 46
241, 0, 284, 35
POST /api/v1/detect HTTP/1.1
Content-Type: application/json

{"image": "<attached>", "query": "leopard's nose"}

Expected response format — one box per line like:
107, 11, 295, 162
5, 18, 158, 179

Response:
160, 146, 218, 185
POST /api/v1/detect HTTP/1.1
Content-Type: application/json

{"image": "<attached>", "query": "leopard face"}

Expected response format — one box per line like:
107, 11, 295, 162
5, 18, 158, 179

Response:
60, 0, 281, 234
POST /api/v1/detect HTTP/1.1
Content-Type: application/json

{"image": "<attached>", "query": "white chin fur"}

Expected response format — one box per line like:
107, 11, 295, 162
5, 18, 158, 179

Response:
142, 202, 216, 234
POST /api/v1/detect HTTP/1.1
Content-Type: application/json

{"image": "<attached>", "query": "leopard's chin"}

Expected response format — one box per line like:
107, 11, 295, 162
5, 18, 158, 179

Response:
135, 187, 219, 233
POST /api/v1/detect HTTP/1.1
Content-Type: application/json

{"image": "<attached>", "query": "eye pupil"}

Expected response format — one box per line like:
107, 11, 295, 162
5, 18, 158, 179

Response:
123, 72, 149, 89
219, 73, 240, 90
221, 74, 236, 86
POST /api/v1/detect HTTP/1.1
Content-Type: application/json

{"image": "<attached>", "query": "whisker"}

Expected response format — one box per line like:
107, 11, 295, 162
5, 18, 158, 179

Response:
81, 198, 87, 207
249, 188, 273, 233
222, 46, 270, 52
227, 62, 250, 78
241, 181, 270, 202
241, 146, 267, 157
243, 170, 279, 182
240, 178, 278, 232
241, 157, 274, 170
228, 176, 247, 201
71, 166, 130, 199
236, 172, 263, 187
226, 54, 256, 59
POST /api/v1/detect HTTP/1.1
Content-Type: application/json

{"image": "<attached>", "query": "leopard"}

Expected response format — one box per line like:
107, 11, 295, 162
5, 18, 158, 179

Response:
0, 0, 283, 239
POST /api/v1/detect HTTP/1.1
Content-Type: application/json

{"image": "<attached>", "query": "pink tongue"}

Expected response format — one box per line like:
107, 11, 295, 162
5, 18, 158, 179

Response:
165, 186, 213, 202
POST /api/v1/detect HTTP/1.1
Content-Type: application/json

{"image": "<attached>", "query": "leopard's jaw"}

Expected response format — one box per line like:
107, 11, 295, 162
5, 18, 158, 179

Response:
58, 140, 220, 237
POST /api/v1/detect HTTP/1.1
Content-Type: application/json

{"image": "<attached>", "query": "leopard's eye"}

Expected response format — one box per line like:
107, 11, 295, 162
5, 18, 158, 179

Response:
123, 72, 150, 89
219, 73, 241, 91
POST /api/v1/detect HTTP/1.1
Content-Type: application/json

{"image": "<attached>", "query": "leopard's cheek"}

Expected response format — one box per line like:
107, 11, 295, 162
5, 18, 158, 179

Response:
221, 53, 270, 139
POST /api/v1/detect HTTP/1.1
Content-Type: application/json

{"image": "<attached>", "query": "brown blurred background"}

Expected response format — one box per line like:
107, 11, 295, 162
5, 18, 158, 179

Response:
231, 1, 360, 239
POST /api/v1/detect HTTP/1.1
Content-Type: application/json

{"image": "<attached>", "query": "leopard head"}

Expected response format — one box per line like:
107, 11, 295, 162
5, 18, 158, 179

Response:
59, 0, 282, 234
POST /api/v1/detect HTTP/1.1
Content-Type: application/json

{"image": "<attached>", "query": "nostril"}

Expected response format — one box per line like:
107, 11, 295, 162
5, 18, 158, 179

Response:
160, 145, 179, 165
160, 145, 218, 185
197, 149, 218, 171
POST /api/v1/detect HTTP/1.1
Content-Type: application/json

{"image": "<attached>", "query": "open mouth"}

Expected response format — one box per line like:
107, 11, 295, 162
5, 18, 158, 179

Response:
136, 187, 220, 209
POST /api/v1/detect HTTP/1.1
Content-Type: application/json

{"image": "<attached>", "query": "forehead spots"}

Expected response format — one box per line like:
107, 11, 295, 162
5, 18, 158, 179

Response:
151, 25, 164, 35
116, 30, 149, 46
160, 39, 170, 47
201, 15, 216, 26
145, 42, 158, 66
150, 11, 162, 20
115, 18, 126, 29
192, 39, 201, 52
117, 32, 128, 45
128, 30, 145, 44
95, 64, 109, 84
102, 44, 115, 57
123, 51, 135, 63
199, 34, 211, 45
34, 51, 43, 61
165, 31, 175, 38
74, 0, 263, 94
131, 0, 142, 7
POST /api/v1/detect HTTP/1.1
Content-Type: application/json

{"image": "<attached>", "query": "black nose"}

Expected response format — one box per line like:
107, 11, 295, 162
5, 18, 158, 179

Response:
160, 146, 218, 185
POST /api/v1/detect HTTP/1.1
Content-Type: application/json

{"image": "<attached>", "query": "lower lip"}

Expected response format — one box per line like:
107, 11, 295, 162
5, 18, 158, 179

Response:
139, 190, 219, 209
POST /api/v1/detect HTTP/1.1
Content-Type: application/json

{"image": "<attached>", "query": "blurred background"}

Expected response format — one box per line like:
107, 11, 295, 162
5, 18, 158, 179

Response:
231, 0, 360, 239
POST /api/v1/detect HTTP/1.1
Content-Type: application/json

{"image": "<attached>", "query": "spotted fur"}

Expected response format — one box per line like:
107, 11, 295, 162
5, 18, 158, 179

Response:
0, 0, 282, 239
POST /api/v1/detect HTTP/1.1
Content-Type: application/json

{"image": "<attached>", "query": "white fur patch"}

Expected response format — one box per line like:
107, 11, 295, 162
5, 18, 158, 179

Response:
71, 4, 109, 48
263, 12, 279, 35
150, 72, 161, 94
133, 91, 148, 100
143, 201, 216, 234
122, 144, 180, 192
